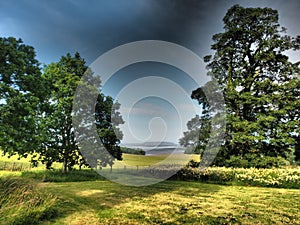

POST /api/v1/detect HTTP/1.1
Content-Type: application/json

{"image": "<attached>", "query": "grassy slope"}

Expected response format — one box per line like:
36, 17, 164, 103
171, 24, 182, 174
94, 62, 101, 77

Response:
40, 180, 300, 225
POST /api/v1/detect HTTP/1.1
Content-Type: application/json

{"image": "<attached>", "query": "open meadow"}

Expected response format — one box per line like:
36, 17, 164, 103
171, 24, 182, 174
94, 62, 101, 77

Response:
1, 153, 300, 225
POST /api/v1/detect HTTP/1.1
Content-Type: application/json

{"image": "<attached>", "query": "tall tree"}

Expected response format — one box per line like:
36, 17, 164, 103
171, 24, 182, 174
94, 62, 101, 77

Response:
179, 81, 213, 155
185, 5, 300, 165
39, 53, 123, 172
0, 37, 45, 158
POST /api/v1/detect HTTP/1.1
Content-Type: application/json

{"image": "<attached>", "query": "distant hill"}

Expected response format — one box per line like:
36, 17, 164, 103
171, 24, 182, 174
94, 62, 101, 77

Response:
123, 141, 177, 147
121, 141, 184, 155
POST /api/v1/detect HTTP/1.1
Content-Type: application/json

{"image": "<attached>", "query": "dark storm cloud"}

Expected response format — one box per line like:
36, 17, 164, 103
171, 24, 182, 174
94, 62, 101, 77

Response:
0, 0, 299, 64
0, 0, 225, 63
0, 0, 154, 62
149, 0, 228, 55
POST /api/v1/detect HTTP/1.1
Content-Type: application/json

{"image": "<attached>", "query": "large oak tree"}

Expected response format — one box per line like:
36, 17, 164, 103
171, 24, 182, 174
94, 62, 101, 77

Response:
182, 5, 300, 166
40, 53, 123, 172
0, 37, 45, 159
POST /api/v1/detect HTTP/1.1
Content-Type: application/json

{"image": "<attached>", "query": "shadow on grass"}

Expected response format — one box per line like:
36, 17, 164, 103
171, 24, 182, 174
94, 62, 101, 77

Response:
33, 171, 222, 224
21, 169, 105, 182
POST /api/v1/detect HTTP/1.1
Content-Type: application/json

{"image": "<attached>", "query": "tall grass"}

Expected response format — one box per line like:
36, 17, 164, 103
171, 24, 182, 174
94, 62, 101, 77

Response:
0, 177, 58, 225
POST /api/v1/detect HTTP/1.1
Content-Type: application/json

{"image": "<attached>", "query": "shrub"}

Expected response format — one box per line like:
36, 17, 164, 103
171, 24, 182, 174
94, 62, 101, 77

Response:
186, 160, 200, 168
224, 156, 249, 168
225, 154, 290, 168
169, 161, 300, 188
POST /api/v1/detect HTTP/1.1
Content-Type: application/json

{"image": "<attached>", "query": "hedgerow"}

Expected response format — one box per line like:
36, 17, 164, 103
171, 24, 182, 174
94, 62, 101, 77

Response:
170, 166, 300, 188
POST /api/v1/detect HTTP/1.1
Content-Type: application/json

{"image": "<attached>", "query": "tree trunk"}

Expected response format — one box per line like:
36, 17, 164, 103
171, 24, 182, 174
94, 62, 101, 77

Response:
62, 149, 68, 174
295, 136, 300, 161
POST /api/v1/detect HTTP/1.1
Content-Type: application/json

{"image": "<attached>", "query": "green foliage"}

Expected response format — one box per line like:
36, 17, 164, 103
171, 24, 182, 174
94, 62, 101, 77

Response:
180, 115, 210, 154
180, 80, 220, 155
171, 163, 300, 188
0, 37, 45, 158
224, 154, 290, 168
185, 5, 300, 165
0, 177, 58, 225
121, 147, 145, 155
94, 95, 124, 167
37, 53, 123, 172
186, 159, 200, 168
0, 39, 124, 171
36, 53, 90, 172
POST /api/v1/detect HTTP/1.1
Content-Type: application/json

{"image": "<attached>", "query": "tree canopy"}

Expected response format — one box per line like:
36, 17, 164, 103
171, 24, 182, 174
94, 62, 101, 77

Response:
0, 38, 124, 172
38, 53, 124, 172
182, 5, 300, 166
0, 37, 45, 158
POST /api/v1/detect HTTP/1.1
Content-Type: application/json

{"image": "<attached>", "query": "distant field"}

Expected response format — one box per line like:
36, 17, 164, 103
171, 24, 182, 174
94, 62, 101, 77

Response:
0, 151, 62, 171
116, 153, 199, 167
0, 151, 200, 171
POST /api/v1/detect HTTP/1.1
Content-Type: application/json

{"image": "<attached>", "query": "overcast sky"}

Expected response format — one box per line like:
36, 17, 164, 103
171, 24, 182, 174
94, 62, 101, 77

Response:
1, 0, 299, 144
1, 0, 299, 64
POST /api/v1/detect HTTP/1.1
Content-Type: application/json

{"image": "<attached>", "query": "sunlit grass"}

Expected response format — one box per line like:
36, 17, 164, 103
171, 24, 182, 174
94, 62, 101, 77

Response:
0, 177, 58, 225
0, 151, 62, 171
1, 151, 299, 224
40, 180, 300, 225
0, 150, 200, 171
116, 153, 200, 167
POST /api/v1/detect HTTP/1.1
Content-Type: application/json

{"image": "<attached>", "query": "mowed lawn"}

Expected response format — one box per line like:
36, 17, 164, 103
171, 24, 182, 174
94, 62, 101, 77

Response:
1, 152, 300, 224
40, 180, 300, 225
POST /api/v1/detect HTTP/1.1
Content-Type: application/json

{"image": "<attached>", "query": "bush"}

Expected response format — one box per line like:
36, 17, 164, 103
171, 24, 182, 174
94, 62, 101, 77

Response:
186, 160, 200, 168
225, 154, 290, 168
224, 156, 249, 168
169, 161, 300, 188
